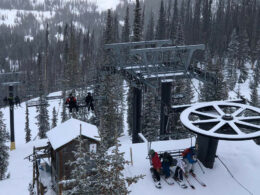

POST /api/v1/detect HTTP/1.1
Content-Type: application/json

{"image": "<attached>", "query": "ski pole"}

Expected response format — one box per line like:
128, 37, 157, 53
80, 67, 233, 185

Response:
197, 160, 205, 174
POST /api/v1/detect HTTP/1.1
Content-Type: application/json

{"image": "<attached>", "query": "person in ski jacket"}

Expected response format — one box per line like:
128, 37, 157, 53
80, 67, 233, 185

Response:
161, 152, 173, 178
15, 96, 20, 106
149, 149, 162, 182
3, 97, 8, 106
65, 93, 78, 112
182, 147, 197, 174
174, 158, 187, 181
85, 92, 94, 111
8, 96, 14, 106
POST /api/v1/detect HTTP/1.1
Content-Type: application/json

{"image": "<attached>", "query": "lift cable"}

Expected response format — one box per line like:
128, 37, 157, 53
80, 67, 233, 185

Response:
216, 155, 253, 195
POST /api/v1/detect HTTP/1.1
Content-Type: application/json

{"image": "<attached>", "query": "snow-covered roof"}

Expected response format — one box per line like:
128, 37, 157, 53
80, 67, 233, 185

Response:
47, 118, 100, 150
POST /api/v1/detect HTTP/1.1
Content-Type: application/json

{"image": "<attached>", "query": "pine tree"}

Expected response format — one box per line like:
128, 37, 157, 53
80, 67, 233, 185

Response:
255, 39, 260, 63
133, 0, 142, 41
184, 0, 192, 44
61, 90, 68, 123
65, 134, 144, 194
250, 79, 259, 107
127, 86, 133, 136
141, 5, 145, 38
170, 0, 178, 42
121, 6, 130, 42
156, 0, 166, 40
112, 13, 120, 42
36, 96, 50, 139
192, 0, 202, 44
145, 11, 155, 41
99, 10, 123, 148
25, 105, 31, 143
238, 29, 250, 83
226, 29, 239, 90
63, 24, 80, 90
202, 0, 212, 45
0, 110, 9, 180
51, 107, 58, 129
200, 55, 228, 101
142, 89, 159, 141
64, 134, 89, 195
250, 61, 259, 107
165, 0, 172, 39
35, 53, 50, 139
215, 0, 225, 55
175, 19, 185, 45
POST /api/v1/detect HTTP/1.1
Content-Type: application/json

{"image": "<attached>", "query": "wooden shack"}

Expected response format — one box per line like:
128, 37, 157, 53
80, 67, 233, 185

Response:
46, 118, 100, 195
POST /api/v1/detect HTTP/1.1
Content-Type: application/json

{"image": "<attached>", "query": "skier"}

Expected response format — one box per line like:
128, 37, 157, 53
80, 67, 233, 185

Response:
65, 93, 79, 113
85, 92, 94, 111
15, 96, 20, 106
174, 158, 186, 181
182, 147, 197, 175
173, 158, 188, 188
149, 149, 162, 188
160, 151, 175, 185
3, 97, 8, 106
8, 96, 14, 106
161, 152, 173, 179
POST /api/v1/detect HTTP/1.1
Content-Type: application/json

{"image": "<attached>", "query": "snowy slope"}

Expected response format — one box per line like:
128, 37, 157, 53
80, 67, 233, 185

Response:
0, 72, 260, 195
90, 0, 121, 11
29, 0, 122, 12
120, 137, 260, 195
0, 9, 53, 26
0, 0, 123, 27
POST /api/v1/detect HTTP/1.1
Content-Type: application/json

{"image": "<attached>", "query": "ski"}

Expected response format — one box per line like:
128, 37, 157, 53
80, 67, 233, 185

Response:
190, 172, 206, 187
150, 168, 162, 189
173, 178, 188, 189
161, 176, 174, 185
184, 176, 195, 189
154, 181, 162, 189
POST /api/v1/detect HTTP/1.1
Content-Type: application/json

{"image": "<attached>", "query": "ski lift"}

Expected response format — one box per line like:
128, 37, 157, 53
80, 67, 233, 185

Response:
172, 93, 185, 99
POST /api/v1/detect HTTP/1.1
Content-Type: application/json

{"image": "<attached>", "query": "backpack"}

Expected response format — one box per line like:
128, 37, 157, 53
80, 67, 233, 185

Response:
182, 148, 190, 157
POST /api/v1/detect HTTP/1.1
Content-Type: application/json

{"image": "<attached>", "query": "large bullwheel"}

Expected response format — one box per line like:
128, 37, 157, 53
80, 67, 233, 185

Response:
180, 101, 260, 140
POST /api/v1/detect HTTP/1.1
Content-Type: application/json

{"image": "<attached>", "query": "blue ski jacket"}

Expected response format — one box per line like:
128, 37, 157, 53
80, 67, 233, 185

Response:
185, 152, 197, 164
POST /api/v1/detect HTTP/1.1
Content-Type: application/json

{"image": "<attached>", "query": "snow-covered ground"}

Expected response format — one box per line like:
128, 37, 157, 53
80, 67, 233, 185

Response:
0, 71, 260, 195
120, 135, 260, 195
0, 9, 53, 26
0, 0, 123, 27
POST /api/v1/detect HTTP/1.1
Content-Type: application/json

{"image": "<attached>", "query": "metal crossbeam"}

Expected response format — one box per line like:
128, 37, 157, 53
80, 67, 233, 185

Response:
130, 44, 205, 54
130, 44, 205, 70
104, 40, 172, 49
104, 40, 208, 90
0, 71, 26, 76
1, 82, 21, 86
46, 96, 63, 101
189, 66, 217, 84
27, 100, 49, 107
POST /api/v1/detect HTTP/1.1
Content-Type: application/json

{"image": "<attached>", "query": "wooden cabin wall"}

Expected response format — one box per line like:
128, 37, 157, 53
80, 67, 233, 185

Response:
50, 137, 100, 194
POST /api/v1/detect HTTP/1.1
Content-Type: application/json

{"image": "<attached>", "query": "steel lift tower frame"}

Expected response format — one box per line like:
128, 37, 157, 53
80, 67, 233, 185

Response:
104, 40, 205, 143
0, 71, 26, 150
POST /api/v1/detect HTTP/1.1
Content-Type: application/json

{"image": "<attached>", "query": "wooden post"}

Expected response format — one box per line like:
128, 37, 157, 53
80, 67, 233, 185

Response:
59, 150, 63, 195
80, 124, 82, 137
130, 147, 133, 166
33, 147, 35, 187
36, 159, 40, 195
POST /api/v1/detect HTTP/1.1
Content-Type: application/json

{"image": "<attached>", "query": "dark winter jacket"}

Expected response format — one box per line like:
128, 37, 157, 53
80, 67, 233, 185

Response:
66, 96, 77, 107
183, 149, 197, 164
85, 94, 94, 105
152, 152, 162, 170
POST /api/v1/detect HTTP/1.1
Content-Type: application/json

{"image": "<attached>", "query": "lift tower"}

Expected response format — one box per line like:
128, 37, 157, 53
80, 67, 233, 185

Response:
104, 40, 205, 143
